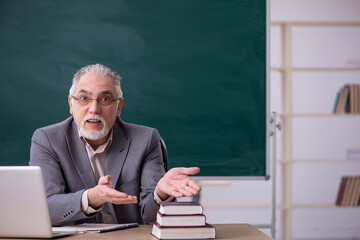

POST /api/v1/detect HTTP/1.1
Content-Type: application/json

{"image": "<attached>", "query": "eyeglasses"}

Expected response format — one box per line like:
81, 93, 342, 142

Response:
71, 94, 121, 106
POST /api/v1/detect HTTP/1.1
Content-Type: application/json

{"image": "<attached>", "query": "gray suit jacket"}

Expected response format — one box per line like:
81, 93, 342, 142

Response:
30, 117, 166, 226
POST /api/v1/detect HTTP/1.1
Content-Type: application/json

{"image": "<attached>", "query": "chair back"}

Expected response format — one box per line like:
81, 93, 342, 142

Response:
160, 138, 168, 171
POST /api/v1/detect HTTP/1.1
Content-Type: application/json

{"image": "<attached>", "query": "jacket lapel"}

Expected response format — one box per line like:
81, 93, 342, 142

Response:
106, 119, 131, 189
65, 120, 97, 188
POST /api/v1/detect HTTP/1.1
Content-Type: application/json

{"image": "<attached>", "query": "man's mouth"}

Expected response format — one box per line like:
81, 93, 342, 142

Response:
87, 119, 101, 123
79, 115, 109, 140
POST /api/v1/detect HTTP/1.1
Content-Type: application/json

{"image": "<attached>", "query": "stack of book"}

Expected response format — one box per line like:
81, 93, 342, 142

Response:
335, 176, 360, 207
333, 84, 360, 114
151, 202, 215, 239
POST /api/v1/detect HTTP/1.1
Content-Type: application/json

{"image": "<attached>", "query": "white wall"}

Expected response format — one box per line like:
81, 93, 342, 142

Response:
194, 1, 360, 240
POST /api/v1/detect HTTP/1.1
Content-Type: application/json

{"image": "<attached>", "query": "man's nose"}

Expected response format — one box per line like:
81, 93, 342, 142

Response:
88, 99, 101, 114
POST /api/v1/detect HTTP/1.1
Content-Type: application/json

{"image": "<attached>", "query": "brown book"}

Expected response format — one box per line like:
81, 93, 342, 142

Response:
344, 85, 351, 113
357, 84, 360, 113
337, 86, 350, 114
353, 84, 358, 113
335, 88, 346, 114
350, 177, 360, 207
333, 90, 341, 113
336, 177, 347, 206
350, 84, 357, 113
341, 177, 351, 206
348, 177, 356, 206
344, 177, 356, 206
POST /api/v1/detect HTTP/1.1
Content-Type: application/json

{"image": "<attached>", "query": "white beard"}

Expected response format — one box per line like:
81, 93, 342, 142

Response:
79, 114, 109, 140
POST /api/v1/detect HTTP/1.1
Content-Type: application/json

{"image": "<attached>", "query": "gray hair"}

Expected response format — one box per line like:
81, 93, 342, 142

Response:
69, 63, 123, 98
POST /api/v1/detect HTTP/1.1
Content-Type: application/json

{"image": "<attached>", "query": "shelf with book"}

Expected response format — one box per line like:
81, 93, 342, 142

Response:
271, 21, 360, 240
335, 176, 360, 207
333, 84, 360, 114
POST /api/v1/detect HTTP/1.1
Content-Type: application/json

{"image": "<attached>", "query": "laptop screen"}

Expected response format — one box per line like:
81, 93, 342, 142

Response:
0, 166, 55, 238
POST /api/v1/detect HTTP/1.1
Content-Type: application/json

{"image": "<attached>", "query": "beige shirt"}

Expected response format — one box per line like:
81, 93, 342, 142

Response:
79, 130, 172, 221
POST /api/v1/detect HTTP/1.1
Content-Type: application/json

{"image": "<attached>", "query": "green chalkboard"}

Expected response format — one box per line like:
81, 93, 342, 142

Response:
0, 0, 268, 177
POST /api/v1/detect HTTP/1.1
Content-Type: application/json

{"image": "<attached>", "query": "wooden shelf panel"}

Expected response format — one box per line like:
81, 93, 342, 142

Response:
277, 113, 360, 118
202, 204, 287, 210
277, 159, 360, 164
201, 204, 360, 210
271, 21, 360, 27
271, 67, 360, 72
292, 204, 360, 209
291, 67, 360, 72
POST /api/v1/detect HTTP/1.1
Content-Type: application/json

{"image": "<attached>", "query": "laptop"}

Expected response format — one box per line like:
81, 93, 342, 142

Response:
0, 166, 75, 238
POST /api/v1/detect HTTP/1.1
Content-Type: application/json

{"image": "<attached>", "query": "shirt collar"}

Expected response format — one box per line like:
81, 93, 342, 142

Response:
79, 129, 113, 153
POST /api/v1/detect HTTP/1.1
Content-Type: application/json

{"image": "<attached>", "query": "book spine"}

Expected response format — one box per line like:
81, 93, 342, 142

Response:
341, 177, 350, 206
357, 84, 360, 113
335, 87, 345, 114
350, 84, 356, 113
344, 85, 351, 113
333, 90, 341, 114
350, 177, 360, 206
336, 177, 347, 206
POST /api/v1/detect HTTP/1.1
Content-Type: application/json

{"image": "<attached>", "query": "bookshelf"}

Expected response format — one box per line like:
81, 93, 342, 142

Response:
272, 21, 360, 239
196, 20, 359, 240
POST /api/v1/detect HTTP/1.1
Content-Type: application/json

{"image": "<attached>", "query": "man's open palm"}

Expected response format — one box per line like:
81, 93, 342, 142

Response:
156, 167, 201, 200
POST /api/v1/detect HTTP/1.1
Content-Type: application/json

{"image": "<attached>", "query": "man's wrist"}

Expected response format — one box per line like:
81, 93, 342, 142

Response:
88, 187, 105, 209
81, 190, 103, 214
154, 187, 174, 204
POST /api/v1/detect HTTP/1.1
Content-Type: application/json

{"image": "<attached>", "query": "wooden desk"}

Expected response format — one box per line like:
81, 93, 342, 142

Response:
62, 224, 274, 240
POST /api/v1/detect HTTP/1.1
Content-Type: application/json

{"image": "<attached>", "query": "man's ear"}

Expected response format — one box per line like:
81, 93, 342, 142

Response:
117, 98, 124, 116
68, 95, 73, 115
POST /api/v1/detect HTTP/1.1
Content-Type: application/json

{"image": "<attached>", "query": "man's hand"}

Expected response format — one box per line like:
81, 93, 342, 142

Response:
155, 167, 201, 201
88, 175, 138, 209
